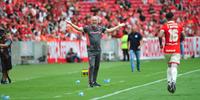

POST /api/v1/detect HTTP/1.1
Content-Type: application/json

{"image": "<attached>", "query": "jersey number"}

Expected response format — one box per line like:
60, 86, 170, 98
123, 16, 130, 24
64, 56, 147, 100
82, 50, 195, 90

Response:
168, 29, 178, 42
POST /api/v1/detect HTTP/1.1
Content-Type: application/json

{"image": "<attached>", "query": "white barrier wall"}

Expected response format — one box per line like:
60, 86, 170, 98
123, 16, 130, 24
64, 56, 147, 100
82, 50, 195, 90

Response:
11, 41, 47, 65
184, 37, 200, 57
11, 37, 200, 64
140, 38, 164, 60
47, 40, 88, 63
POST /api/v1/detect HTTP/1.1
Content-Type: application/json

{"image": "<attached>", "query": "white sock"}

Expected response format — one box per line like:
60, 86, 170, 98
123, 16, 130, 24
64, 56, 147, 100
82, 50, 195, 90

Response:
171, 63, 178, 83
167, 66, 172, 84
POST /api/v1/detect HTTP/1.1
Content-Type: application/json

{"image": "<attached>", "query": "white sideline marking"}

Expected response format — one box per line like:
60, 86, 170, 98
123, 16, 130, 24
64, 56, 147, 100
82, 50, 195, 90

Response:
91, 69, 200, 100
53, 95, 62, 98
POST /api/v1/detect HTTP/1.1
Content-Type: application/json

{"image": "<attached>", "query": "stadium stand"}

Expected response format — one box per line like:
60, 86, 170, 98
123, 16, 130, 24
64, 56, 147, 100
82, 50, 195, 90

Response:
0, 0, 199, 41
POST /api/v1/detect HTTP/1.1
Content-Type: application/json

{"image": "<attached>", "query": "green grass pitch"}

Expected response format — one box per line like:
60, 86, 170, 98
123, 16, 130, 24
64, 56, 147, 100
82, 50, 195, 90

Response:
0, 58, 200, 100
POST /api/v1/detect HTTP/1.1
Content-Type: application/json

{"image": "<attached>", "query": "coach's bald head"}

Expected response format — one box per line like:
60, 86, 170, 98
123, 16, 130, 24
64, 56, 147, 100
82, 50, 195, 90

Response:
91, 16, 100, 25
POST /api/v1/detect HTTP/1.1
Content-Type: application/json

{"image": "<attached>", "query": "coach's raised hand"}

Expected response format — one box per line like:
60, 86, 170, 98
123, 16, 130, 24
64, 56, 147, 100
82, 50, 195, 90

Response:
118, 23, 126, 27
105, 22, 126, 33
66, 20, 84, 32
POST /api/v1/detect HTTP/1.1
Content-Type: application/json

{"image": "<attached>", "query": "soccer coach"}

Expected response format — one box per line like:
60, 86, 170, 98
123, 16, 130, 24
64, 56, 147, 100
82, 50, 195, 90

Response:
67, 16, 125, 87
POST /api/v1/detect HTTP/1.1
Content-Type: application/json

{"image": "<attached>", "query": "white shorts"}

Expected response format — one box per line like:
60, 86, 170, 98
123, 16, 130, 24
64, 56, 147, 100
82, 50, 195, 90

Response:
165, 53, 181, 64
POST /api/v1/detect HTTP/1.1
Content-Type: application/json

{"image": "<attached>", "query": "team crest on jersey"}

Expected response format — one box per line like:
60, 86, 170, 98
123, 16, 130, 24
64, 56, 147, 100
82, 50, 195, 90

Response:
135, 35, 138, 38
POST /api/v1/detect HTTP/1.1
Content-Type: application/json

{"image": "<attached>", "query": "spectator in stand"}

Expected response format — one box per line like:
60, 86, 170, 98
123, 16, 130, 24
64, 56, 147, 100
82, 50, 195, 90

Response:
139, 12, 146, 22
142, 0, 148, 4
160, 4, 168, 15
159, 15, 167, 24
0, 0, 199, 40
136, 6, 143, 14
5, 0, 13, 19
148, 4, 156, 14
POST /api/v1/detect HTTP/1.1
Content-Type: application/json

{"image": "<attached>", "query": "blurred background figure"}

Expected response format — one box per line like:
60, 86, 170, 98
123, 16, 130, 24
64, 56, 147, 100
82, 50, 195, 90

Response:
180, 33, 185, 59
121, 28, 129, 61
0, 28, 12, 84
66, 48, 81, 63
128, 27, 143, 72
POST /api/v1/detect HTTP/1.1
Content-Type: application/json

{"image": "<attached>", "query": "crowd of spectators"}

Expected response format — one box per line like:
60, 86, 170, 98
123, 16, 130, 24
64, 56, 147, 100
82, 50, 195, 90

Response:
0, 0, 199, 41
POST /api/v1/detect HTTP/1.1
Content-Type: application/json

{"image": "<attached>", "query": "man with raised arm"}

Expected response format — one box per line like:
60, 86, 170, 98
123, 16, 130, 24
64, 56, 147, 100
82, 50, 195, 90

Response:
67, 16, 125, 87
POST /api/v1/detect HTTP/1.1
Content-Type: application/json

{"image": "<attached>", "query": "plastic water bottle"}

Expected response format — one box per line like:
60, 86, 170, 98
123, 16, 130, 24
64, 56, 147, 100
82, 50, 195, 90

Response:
107, 79, 111, 83
75, 80, 80, 84
79, 92, 84, 96
2, 95, 10, 100
103, 79, 107, 83
104, 79, 111, 83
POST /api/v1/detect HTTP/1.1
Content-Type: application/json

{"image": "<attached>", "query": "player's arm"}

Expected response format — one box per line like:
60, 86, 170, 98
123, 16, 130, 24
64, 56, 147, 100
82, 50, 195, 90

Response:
67, 21, 84, 32
128, 41, 130, 51
138, 39, 143, 49
0, 44, 8, 47
158, 29, 165, 49
127, 35, 130, 50
0, 40, 11, 48
105, 23, 125, 33
138, 34, 143, 49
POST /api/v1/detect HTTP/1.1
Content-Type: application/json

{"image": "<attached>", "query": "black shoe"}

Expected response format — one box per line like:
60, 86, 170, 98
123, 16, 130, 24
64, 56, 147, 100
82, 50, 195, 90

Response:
171, 82, 176, 94
93, 82, 101, 87
167, 84, 172, 93
1, 79, 8, 84
8, 77, 11, 83
89, 83, 94, 88
167, 82, 172, 93
137, 68, 140, 72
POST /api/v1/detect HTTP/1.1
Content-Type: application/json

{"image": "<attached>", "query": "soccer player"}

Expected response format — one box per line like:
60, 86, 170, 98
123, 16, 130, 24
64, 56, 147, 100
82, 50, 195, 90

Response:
158, 12, 184, 93
67, 16, 125, 87
0, 29, 12, 84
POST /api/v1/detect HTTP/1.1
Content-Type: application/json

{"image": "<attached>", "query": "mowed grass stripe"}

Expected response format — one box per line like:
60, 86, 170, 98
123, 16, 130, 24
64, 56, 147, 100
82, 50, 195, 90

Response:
91, 68, 200, 100
0, 58, 199, 100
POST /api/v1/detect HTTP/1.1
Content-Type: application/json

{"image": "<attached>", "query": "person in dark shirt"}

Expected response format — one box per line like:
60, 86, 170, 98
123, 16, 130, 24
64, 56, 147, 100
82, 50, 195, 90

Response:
67, 16, 125, 87
66, 48, 81, 63
180, 33, 185, 59
0, 29, 12, 84
128, 27, 143, 72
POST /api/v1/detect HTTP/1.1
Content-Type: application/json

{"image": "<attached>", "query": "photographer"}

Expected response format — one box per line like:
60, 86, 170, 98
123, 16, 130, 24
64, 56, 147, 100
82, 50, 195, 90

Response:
0, 29, 12, 84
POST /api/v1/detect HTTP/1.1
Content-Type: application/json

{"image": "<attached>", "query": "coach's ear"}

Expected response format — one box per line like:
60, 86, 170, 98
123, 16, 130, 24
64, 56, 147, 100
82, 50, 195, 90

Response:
98, 17, 101, 23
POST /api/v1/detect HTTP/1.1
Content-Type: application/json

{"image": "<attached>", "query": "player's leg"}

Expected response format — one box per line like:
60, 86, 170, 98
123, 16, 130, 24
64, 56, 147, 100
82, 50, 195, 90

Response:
135, 50, 141, 71
93, 52, 101, 87
167, 64, 172, 84
7, 56, 12, 83
88, 53, 96, 87
167, 64, 172, 92
1, 60, 8, 84
170, 63, 178, 93
125, 49, 129, 61
1, 71, 8, 84
122, 49, 126, 61
171, 63, 178, 84
165, 54, 173, 92
168, 54, 181, 93
129, 50, 135, 72
5, 71, 11, 83
0, 62, 2, 83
